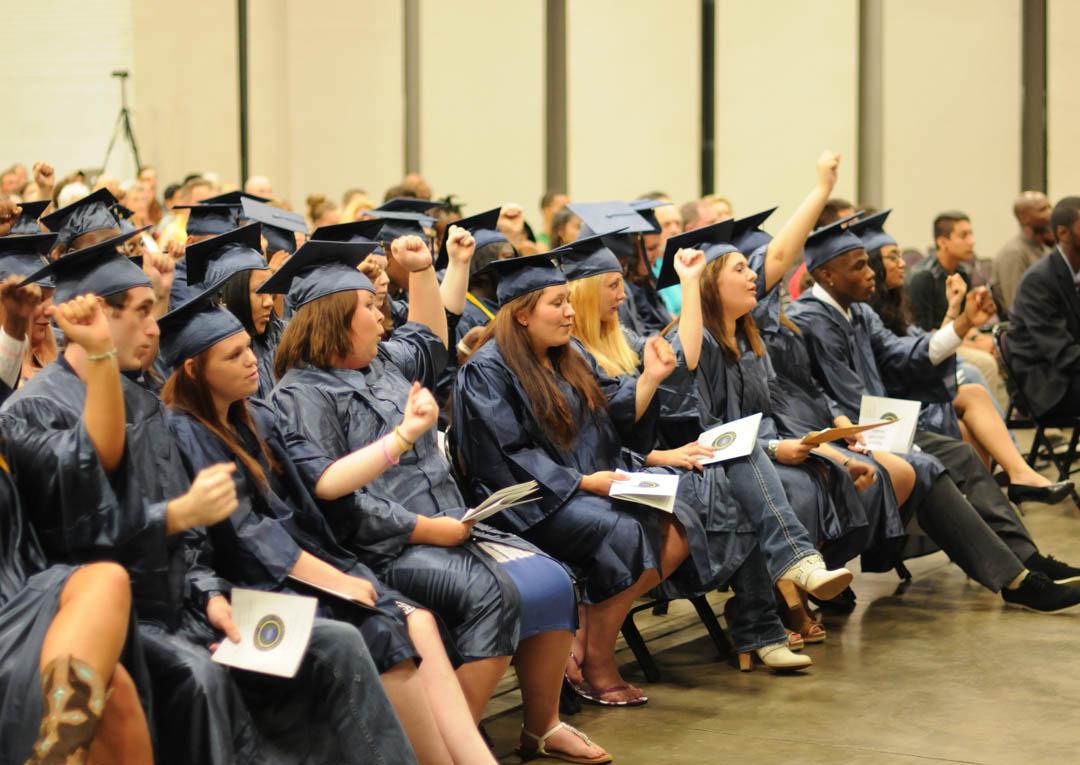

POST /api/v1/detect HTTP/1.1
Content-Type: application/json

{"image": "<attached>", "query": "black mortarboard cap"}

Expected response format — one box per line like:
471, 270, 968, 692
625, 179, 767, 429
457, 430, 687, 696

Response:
19, 228, 151, 303
476, 253, 566, 306
0, 233, 58, 286
803, 214, 866, 272
551, 232, 623, 282
239, 198, 307, 255
8, 200, 50, 236
630, 199, 672, 234
567, 201, 653, 237
256, 239, 377, 309
656, 219, 737, 290
184, 223, 268, 288
365, 210, 435, 241
200, 190, 270, 205
157, 283, 246, 368
730, 207, 777, 256
435, 207, 507, 269
178, 204, 243, 238
376, 197, 447, 215
849, 209, 897, 252
40, 189, 120, 249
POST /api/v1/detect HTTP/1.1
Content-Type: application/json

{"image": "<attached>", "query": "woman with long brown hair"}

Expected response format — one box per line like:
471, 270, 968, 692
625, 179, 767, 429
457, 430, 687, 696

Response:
159, 286, 498, 765
264, 234, 610, 763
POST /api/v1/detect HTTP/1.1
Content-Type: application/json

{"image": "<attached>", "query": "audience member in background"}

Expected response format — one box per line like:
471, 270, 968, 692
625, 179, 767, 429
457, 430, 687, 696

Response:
550, 206, 581, 248
402, 172, 433, 200
243, 175, 273, 199
137, 166, 163, 225
0, 167, 19, 195
307, 193, 341, 229
159, 177, 214, 248
342, 188, 377, 222
992, 191, 1054, 314
906, 211, 1006, 406
1007, 195, 1080, 418
702, 194, 734, 221
537, 190, 569, 249
863, 213, 1064, 490
680, 199, 719, 233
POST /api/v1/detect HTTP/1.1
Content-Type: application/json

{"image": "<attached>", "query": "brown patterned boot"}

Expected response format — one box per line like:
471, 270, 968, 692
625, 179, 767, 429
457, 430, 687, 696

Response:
24, 655, 106, 765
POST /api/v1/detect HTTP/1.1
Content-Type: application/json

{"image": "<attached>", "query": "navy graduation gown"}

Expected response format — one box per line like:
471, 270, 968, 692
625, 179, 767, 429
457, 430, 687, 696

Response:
166, 403, 422, 673
252, 315, 284, 401
271, 322, 532, 660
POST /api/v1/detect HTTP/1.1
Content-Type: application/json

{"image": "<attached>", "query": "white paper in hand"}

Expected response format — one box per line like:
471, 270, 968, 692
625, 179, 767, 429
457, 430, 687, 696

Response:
212, 589, 318, 678
696, 412, 763, 465
609, 472, 679, 513
858, 395, 921, 453
460, 481, 540, 524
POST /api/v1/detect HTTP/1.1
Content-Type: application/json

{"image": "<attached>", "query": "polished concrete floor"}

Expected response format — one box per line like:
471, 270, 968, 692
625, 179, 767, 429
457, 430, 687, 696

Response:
483, 482, 1080, 764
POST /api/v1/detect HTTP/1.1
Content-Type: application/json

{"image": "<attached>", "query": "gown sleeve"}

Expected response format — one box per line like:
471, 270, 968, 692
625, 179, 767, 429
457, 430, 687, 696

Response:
864, 308, 954, 403
378, 321, 450, 389
166, 414, 302, 590
573, 340, 658, 455
453, 357, 582, 522
788, 309, 865, 421
270, 381, 418, 561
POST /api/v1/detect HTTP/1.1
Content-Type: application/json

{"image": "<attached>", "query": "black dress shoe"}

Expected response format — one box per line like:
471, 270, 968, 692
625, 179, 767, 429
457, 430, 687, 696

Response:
809, 586, 857, 613
1002, 572, 1080, 613
1007, 480, 1074, 505
1025, 552, 1080, 585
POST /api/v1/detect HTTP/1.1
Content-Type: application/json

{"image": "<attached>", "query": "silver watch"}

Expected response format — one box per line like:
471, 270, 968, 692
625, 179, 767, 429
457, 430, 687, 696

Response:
767, 439, 781, 460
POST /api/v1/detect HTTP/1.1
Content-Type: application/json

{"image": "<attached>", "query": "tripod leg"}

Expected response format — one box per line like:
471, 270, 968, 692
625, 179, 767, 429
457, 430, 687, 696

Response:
120, 108, 143, 172
102, 110, 127, 173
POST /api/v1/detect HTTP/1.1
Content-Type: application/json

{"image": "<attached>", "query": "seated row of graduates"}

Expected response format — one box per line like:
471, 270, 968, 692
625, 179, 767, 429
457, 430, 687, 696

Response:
3, 150, 1080, 765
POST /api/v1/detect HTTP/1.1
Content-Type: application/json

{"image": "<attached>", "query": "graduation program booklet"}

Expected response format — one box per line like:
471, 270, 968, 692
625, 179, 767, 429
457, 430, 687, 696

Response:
212, 589, 317, 678
800, 420, 892, 447
696, 412, 763, 465
460, 481, 541, 524
609, 472, 679, 513
857, 395, 921, 453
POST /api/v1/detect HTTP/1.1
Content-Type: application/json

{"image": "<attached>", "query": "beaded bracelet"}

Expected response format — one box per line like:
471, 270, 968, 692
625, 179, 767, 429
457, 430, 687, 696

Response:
87, 348, 119, 362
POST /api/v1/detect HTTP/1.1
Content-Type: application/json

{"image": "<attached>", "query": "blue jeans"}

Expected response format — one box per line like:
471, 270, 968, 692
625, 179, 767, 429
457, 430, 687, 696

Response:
727, 547, 790, 653
725, 445, 818, 583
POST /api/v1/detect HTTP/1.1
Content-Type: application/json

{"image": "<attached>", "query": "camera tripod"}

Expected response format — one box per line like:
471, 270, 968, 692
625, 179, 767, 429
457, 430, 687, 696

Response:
102, 70, 143, 175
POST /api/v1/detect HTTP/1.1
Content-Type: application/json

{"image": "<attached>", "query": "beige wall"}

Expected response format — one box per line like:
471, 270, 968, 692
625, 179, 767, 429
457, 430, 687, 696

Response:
247, 0, 292, 201
7, 0, 135, 180
132, 0, 240, 190
418, 0, 545, 220
880, 0, 1021, 255
1048, 0, 1080, 204
714, 0, 859, 226
567, 0, 701, 206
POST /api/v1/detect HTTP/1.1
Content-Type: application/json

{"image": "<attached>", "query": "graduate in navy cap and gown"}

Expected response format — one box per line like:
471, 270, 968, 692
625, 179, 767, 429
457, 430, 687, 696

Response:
40, 188, 122, 256
0, 233, 58, 402
788, 212, 1080, 613
552, 232, 838, 668
3, 199, 50, 236
0, 292, 154, 764
160, 283, 503, 765
264, 236, 609, 763
569, 201, 671, 334
2, 231, 416, 764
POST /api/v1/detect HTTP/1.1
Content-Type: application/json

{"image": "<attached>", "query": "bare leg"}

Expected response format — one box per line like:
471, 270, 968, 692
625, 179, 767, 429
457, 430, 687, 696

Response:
516, 631, 607, 761
380, 661, 453, 765
455, 656, 512, 724
87, 665, 153, 765
406, 610, 497, 764
871, 450, 916, 506
954, 384, 1051, 487
38, 563, 154, 763
565, 606, 587, 686
582, 517, 690, 702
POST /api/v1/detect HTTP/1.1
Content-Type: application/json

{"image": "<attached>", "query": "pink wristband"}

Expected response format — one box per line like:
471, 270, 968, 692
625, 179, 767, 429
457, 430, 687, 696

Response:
381, 435, 400, 466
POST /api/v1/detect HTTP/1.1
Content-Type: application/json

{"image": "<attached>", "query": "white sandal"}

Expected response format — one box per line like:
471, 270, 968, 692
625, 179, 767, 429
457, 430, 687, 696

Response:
518, 722, 613, 764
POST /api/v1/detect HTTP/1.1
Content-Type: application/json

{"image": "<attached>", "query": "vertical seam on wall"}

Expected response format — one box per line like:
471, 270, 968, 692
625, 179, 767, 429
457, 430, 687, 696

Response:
237, 0, 250, 184
857, 0, 883, 207
545, 0, 567, 193
1021, 0, 1047, 192
701, 0, 715, 196
404, 0, 421, 175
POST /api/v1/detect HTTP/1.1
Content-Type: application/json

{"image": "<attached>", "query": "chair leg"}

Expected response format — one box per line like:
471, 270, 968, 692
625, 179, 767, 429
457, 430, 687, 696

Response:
690, 595, 733, 660
1061, 427, 1080, 482
652, 601, 670, 616
620, 612, 661, 683
1027, 427, 1044, 468
895, 562, 913, 582
560, 678, 582, 716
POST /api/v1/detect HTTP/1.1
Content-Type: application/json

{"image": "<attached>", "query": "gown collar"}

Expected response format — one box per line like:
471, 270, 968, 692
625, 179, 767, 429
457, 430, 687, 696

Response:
811, 283, 852, 322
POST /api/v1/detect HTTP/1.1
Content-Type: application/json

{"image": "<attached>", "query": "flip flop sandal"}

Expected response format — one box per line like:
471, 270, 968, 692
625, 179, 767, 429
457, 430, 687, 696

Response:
578, 683, 648, 707
518, 721, 614, 763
